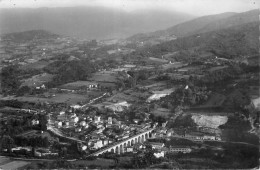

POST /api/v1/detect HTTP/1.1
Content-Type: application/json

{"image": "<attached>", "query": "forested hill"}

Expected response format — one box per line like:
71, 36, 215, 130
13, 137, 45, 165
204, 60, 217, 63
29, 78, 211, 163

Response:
1, 30, 59, 42
138, 21, 259, 59
128, 9, 259, 42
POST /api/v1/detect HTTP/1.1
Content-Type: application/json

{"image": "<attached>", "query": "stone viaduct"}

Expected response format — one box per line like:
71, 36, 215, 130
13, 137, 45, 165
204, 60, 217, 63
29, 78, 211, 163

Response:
89, 128, 155, 156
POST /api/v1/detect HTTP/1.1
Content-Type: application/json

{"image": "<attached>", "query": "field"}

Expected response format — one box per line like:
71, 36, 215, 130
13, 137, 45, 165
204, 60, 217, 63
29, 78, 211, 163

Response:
20, 60, 50, 70
21, 73, 54, 87
1, 93, 92, 105
151, 108, 171, 118
59, 81, 97, 90
89, 72, 118, 83
148, 57, 168, 63
17, 130, 57, 142
72, 158, 115, 168
0, 157, 30, 170
197, 93, 226, 108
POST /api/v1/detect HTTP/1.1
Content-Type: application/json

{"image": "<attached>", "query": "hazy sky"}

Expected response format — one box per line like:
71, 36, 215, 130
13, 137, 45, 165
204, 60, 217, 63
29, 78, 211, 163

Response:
0, 0, 258, 16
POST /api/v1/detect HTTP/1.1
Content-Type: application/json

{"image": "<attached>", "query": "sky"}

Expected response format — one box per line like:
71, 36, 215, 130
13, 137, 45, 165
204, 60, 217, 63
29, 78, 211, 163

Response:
0, 0, 258, 16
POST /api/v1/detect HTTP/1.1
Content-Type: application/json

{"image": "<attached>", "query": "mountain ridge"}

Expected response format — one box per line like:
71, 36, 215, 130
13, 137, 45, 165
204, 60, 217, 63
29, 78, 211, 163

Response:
127, 9, 259, 42
0, 6, 193, 40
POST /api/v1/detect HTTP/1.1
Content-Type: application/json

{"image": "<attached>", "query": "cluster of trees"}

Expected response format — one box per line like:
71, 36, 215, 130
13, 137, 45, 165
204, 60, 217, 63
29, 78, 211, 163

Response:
131, 145, 164, 168
0, 114, 48, 137
44, 59, 97, 88
159, 85, 209, 110
0, 100, 23, 108
14, 136, 49, 147
116, 69, 152, 89
222, 89, 251, 112
197, 65, 242, 86
0, 135, 15, 153
1, 65, 21, 94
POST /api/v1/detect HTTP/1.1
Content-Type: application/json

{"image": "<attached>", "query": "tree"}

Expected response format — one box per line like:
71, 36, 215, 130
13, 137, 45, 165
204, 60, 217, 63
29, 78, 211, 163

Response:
1, 65, 21, 94
39, 115, 48, 131
17, 86, 31, 96
1, 135, 14, 153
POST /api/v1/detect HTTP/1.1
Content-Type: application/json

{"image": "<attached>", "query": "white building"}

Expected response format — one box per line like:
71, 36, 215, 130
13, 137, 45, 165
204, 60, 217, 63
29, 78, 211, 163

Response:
55, 121, 62, 128
31, 119, 39, 125
80, 121, 86, 126
94, 116, 101, 123
75, 127, 82, 132
93, 140, 103, 149
70, 116, 79, 123
154, 151, 165, 158
108, 117, 113, 124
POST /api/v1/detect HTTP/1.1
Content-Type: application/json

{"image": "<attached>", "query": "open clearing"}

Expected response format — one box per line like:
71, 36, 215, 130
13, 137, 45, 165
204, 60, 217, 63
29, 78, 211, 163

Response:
0, 160, 29, 170
89, 72, 118, 83
151, 108, 171, 118
197, 93, 226, 108
72, 158, 115, 168
20, 60, 50, 70
1, 93, 91, 105
17, 130, 57, 141
21, 73, 54, 87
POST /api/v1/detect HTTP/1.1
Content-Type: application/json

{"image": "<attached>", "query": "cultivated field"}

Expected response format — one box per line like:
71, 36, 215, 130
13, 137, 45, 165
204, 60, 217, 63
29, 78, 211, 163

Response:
89, 72, 118, 83
1, 93, 91, 105
21, 73, 54, 87
0, 158, 30, 170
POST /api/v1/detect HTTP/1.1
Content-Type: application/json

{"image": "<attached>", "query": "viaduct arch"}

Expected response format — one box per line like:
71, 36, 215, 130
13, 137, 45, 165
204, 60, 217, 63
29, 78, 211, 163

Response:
89, 128, 154, 156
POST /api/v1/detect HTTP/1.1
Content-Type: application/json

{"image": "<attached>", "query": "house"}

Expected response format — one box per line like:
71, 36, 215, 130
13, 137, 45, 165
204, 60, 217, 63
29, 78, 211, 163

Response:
108, 117, 113, 124
162, 121, 168, 128
59, 111, 65, 115
93, 140, 103, 149
81, 145, 87, 151
31, 119, 39, 125
75, 127, 82, 132
57, 114, 67, 121
133, 119, 140, 124
68, 121, 75, 127
80, 121, 86, 126
71, 105, 81, 109
102, 139, 109, 146
133, 143, 146, 150
166, 129, 174, 137
94, 116, 101, 123
149, 142, 165, 149
70, 116, 79, 123
154, 151, 165, 158
203, 135, 216, 140
55, 121, 62, 128
184, 132, 204, 141
125, 146, 134, 152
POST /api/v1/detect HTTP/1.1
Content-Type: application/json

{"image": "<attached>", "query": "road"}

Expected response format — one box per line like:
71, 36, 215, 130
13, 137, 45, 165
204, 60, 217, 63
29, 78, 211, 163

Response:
81, 92, 107, 108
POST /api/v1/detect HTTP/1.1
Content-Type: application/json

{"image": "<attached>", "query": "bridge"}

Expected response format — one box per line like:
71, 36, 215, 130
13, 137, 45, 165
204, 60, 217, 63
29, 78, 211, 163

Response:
89, 128, 155, 156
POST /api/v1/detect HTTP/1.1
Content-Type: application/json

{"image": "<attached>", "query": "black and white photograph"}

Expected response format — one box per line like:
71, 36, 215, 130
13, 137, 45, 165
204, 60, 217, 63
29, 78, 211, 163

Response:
0, 0, 259, 169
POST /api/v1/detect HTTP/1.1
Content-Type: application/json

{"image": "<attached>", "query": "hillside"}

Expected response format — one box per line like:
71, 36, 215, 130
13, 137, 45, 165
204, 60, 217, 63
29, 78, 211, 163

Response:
1, 30, 59, 42
0, 7, 192, 40
139, 21, 259, 59
128, 9, 259, 42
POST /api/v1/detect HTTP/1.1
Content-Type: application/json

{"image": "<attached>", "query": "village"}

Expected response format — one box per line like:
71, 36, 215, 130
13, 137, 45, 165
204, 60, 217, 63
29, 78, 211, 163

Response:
0, 27, 259, 169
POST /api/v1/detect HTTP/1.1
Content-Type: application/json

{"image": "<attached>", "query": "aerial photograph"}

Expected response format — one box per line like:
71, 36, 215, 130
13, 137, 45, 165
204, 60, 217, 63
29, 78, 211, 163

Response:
0, 0, 259, 169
